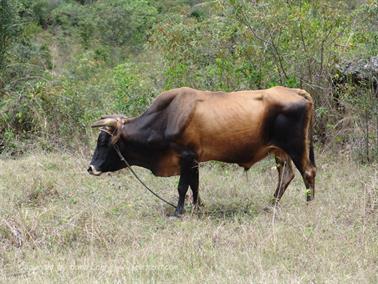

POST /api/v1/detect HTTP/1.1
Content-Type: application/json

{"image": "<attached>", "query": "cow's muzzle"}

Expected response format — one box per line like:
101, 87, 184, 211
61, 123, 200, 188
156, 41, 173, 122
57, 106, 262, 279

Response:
87, 165, 102, 176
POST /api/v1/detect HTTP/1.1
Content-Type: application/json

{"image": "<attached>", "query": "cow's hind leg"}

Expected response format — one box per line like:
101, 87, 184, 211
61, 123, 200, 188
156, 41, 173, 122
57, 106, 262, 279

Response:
175, 151, 198, 216
286, 151, 316, 202
273, 153, 295, 203
272, 100, 316, 201
302, 162, 316, 201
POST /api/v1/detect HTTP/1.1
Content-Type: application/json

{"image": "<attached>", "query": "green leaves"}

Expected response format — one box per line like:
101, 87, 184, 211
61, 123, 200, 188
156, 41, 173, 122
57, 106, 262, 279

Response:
113, 62, 157, 116
152, 0, 350, 91
0, 0, 20, 70
0, 0, 377, 157
92, 0, 157, 48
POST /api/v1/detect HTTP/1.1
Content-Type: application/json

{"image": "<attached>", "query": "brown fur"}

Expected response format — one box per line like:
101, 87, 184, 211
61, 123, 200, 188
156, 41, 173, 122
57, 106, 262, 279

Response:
152, 86, 313, 177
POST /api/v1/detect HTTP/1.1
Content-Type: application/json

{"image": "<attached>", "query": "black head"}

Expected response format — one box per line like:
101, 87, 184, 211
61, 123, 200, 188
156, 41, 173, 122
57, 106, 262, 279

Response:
87, 116, 129, 176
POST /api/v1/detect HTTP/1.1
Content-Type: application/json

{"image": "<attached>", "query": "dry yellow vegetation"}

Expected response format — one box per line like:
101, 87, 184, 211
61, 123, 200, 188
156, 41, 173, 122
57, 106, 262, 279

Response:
0, 151, 377, 283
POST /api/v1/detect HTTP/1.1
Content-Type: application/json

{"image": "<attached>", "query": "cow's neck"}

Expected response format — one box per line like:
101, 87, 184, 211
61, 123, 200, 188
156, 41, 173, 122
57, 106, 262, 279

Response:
119, 121, 164, 172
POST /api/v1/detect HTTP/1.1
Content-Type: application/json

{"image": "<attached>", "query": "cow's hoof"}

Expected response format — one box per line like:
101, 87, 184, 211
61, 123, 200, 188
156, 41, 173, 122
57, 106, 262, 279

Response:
305, 189, 314, 202
306, 195, 314, 202
173, 209, 184, 217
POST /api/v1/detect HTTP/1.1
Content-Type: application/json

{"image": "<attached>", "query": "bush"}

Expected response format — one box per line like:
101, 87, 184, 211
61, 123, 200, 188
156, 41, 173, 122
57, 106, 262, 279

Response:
113, 62, 158, 116
1, 0, 378, 162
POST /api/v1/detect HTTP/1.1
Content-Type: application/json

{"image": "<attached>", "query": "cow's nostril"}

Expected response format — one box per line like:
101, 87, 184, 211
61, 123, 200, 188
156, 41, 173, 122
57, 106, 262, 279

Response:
88, 165, 102, 176
87, 166, 93, 174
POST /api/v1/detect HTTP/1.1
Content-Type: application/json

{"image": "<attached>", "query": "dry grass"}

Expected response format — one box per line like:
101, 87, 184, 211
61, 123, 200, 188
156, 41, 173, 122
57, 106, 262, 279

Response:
0, 151, 377, 283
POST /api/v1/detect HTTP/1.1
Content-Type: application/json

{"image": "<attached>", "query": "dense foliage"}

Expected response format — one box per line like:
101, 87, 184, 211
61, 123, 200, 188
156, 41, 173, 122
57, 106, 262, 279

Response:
0, 0, 377, 161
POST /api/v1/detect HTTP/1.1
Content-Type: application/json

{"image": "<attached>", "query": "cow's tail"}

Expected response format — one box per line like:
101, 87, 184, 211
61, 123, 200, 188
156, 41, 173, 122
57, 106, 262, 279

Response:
298, 89, 315, 167
309, 114, 315, 167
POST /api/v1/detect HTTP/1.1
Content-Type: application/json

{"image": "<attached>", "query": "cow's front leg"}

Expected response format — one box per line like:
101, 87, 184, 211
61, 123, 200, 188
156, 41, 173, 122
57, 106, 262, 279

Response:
189, 159, 199, 205
189, 160, 201, 212
175, 151, 197, 216
175, 175, 189, 216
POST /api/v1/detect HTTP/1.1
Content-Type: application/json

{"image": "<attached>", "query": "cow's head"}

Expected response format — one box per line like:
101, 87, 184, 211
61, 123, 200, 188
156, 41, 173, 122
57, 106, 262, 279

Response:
87, 115, 129, 176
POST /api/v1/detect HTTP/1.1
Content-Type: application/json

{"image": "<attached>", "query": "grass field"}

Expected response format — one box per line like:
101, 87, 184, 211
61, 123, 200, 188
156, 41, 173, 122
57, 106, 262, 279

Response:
0, 151, 377, 283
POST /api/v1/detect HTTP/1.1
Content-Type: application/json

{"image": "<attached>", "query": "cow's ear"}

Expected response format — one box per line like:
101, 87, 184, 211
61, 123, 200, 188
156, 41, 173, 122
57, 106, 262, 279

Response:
91, 118, 118, 128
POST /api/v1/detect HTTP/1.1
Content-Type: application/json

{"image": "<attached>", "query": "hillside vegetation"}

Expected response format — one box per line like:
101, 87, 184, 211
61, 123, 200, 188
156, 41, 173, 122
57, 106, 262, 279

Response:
0, 0, 377, 160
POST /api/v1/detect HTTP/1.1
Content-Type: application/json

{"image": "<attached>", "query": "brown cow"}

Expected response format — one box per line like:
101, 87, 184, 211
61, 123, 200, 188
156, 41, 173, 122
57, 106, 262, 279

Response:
88, 86, 316, 215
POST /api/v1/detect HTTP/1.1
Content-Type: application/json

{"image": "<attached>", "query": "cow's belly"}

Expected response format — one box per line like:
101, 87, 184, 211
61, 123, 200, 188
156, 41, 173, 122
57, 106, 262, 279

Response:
181, 103, 269, 167
154, 131, 272, 176
198, 134, 270, 167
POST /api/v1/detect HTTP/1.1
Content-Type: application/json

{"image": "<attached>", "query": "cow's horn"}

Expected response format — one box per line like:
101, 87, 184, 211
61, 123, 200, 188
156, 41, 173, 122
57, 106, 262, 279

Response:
100, 115, 133, 125
91, 118, 118, 128
101, 115, 127, 120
